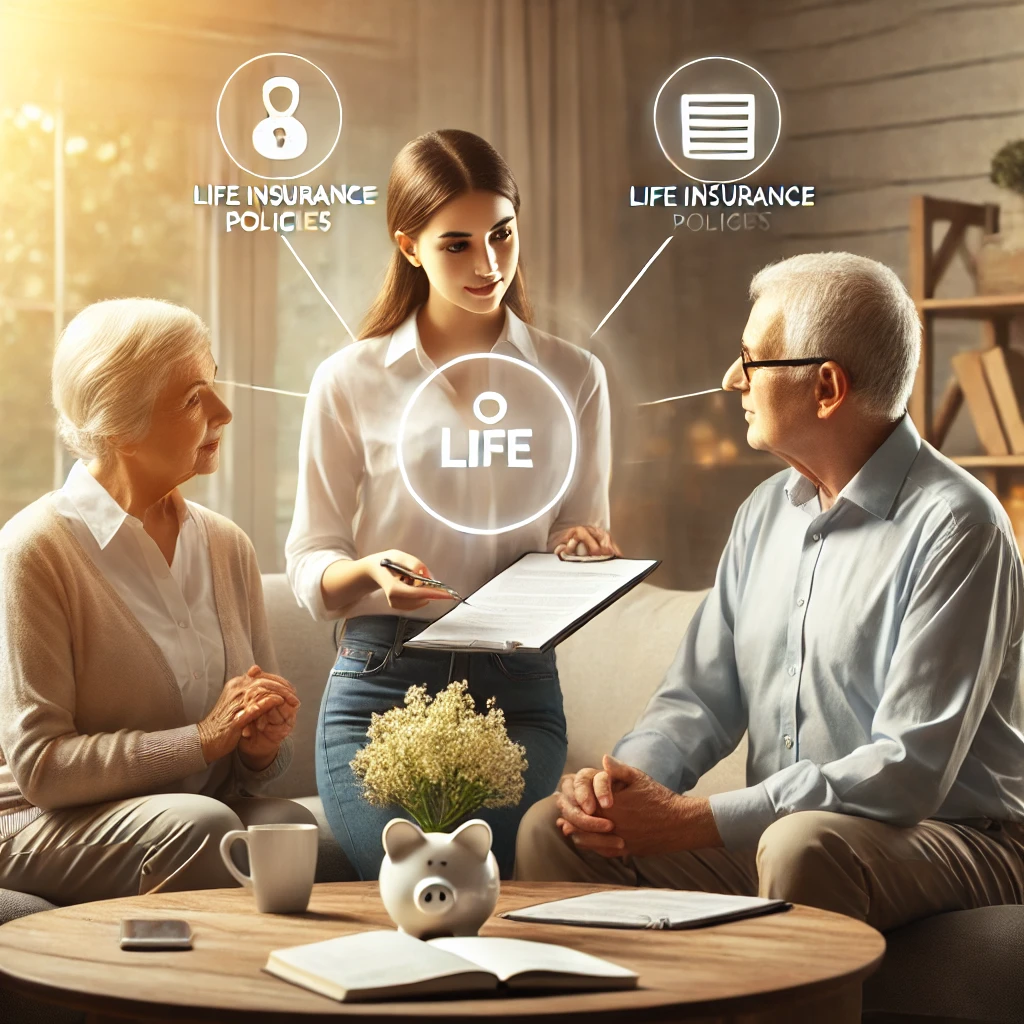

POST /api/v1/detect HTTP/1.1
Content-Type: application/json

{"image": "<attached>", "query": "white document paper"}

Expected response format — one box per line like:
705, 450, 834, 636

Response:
502, 889, 789, 930
404, 553, 659, 652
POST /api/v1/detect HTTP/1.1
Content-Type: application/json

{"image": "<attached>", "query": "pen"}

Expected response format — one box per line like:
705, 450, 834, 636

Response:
379, 558, 462, 601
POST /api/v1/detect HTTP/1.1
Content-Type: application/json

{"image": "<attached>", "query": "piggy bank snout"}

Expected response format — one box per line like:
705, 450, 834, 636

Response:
413, 876, 457, 916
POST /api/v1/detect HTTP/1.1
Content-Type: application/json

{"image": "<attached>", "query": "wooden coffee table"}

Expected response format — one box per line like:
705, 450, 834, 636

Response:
0, 882, 884, 1023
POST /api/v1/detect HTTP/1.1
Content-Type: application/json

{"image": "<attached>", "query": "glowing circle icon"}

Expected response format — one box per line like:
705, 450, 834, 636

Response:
216, 53, 342, 181
472, 391, 508, 425
396, 353, 578, 536
653, 56, 781, 184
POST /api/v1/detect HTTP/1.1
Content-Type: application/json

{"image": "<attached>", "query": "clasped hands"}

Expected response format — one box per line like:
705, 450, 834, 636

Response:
555, 755, 723, 859
197, 665, 300, 772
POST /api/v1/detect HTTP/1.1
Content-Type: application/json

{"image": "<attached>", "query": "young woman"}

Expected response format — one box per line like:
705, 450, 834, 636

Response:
285, 129, 617, 879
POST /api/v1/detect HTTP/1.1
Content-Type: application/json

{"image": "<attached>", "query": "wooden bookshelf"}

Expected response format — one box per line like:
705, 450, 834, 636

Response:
909, 196, 1024, 500
919, 295, 1024, 319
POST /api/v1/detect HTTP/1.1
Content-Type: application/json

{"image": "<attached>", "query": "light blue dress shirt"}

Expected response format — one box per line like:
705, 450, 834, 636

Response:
613, 415, 1024, 849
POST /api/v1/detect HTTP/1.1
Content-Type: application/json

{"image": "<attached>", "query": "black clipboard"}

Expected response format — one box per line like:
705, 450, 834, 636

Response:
402, 552, 661, 654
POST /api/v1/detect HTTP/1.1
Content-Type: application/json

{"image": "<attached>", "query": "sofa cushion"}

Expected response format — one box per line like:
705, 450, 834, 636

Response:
555, 582, 747, 794
863, 905, 1024, 1023
259, 574, 337, 799
289, 796, 358, 882
0, 888, 55, 924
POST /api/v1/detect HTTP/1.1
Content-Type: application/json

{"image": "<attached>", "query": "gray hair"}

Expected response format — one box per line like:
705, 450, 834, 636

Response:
749, 252, 921, 422
52, 298, 210, 461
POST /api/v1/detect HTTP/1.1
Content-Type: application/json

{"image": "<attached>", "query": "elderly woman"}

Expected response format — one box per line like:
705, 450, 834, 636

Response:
0, 297, 314, 905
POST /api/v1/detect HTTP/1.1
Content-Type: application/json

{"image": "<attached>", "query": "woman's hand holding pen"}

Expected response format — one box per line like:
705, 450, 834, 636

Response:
366, 549, 454, 611
551, 526, 622, 559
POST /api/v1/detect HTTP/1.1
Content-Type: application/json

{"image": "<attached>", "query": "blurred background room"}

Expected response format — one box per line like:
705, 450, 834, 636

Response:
2, 0, 1023, 588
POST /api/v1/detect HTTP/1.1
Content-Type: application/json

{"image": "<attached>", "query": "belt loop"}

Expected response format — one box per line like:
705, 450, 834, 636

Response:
393, 617, 407, 658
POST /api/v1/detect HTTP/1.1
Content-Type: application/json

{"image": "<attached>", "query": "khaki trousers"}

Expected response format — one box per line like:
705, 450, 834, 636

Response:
515, 795, 1024, 933
0, 794, 317, 905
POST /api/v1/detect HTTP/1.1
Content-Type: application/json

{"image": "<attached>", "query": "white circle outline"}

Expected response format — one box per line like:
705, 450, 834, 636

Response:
216, 52, 342, 182
396, 353, 578, 536
653, 55, 781, 185
472, 391, 508, 425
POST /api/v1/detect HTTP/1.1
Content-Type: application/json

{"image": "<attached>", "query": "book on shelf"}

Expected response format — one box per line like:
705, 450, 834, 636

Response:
951, 350, 1009, 456
263, 929, 638, 1003
980, 347, 1024, 456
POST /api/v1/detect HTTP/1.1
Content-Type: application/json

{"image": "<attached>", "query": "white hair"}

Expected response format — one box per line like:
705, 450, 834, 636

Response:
52, 298, 210, 461
749, 252, 921, 422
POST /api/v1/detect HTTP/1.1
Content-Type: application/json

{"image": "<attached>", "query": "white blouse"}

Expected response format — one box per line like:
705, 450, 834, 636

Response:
285, 307, 612, 621
51, 461, 225, 789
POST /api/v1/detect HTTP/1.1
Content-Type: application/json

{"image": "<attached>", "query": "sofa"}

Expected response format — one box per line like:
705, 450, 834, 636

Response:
2, 574, 1022, 1023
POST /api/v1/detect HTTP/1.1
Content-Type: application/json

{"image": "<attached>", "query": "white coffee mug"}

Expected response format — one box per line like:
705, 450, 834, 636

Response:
219, 823, 318, 914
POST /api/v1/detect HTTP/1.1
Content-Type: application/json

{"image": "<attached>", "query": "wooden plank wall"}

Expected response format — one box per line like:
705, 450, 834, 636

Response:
747, 0, 1024, 454
609, 1, 780, 588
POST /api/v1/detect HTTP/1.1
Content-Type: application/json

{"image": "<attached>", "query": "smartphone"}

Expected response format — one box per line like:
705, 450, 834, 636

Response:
119, 919, 193, 951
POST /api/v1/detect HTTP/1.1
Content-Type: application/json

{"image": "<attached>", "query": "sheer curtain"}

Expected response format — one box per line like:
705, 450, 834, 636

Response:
479, 0, 629, 342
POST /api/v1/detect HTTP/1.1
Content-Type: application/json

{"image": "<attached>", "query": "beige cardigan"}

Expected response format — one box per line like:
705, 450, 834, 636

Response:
0, 497, 290, 836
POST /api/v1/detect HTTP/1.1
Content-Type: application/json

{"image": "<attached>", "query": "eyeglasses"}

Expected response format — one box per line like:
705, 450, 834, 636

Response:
740, 346, 836, 383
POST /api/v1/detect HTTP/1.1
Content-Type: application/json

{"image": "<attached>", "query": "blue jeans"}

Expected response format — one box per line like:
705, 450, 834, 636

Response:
315, 615, 568, 881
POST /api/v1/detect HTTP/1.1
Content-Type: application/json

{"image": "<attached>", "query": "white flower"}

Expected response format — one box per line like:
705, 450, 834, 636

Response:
350, 681, 528, 832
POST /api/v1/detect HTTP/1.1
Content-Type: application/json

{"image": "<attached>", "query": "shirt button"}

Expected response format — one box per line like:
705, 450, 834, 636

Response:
784, 735, 794, 749
812, 533, 821, 542
797, 598, 805, 607
178, 621, 189, 629
788, 666, 797, 676
192, 671, 200, 680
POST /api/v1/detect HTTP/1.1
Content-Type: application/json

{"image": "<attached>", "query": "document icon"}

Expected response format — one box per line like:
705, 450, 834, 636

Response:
681, 93, 755, 160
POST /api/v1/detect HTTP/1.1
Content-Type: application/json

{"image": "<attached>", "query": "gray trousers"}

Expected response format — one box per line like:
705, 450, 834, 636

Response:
0, 794, 317, 905
515, 795, 1024, 934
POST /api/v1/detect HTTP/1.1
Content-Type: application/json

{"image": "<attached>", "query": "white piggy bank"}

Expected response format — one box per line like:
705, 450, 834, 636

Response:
378, 817, 500, 939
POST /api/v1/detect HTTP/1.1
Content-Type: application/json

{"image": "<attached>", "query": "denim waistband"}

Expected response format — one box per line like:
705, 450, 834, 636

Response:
335, 615, 430, 653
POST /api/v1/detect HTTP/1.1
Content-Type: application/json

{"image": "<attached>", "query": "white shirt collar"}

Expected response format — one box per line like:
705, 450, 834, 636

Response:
61, 460, 191, 550
383, 306, 539, 369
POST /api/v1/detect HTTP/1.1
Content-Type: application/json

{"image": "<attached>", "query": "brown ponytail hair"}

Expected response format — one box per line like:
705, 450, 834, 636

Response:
359, 129, 534, 339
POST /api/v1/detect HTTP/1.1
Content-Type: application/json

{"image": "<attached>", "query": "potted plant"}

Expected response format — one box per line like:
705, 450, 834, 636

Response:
978, 139, 1024, 295
350, 680, 527, 938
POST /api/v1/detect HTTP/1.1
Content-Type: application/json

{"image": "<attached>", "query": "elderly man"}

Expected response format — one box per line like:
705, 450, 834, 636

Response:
515, 252, 1024, 933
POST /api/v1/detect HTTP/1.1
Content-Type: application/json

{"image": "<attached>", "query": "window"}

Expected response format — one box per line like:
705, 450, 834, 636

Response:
0, 92, 210, 524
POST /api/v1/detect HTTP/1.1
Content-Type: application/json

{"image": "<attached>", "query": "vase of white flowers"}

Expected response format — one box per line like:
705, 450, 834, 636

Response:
350, 680, 528, 938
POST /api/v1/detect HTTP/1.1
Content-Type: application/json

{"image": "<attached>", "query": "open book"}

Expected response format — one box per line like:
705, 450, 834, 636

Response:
405, 553, 661, 653
500, 889, 790, 930
263, 929, 638, 1002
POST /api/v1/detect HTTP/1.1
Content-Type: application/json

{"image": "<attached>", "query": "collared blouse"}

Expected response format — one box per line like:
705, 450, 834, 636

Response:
285, 307, 611, 621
